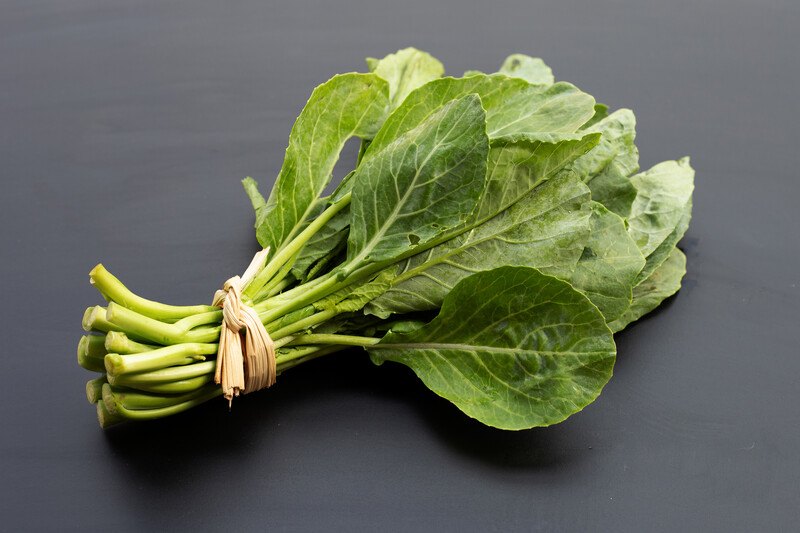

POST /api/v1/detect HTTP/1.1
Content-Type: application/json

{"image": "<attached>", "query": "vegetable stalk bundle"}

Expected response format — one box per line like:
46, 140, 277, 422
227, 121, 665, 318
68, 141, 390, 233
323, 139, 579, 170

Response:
79, 49, 694, 430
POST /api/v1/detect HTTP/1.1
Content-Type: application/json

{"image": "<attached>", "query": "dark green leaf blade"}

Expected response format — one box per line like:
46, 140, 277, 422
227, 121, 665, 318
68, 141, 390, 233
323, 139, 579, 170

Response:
569, 203, 646, 322
627, 157, 695, 257
366, 173, 592, 317
609, 247, 687, 332
586, 162, 638, 218
253, 73, 389, 252
635, 197, 692, 284
369, 266, 616, 430
367, 75, 595, 155
347, 94, 489, 266
569, 109, 639, 216
571, 109, 639, 179
474, 133, 599, 222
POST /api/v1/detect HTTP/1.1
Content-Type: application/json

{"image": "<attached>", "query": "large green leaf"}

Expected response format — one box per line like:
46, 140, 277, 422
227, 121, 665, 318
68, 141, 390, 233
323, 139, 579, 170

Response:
367, 75, 595, 154
474, 133, 599, 222
347, 94, 489, 266
609, 248, 687, 332
571, 109, 639, 179
366, 47, 445, 109
569, 203, 646, 322
252, 73, 389, 252
368, 266, 616, 430
586, 162, 638, 218
366, 173, 592, 317
330, 74, 595, 204
318, 130, 597, 283
627, 157, 695, 257
635, 197, 692, 284
567, 109, 640, 217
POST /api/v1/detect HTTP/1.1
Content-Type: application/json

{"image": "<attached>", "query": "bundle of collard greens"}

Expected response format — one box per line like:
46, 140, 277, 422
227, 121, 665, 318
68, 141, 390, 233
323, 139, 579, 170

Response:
80, 49, 694, 430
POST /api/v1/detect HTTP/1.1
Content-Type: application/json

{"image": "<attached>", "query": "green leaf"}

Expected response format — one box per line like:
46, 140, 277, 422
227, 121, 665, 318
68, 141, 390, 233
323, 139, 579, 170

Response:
586, 162, 638, 218
571, 109, 639, 180
290, 199, 351, 280
242, 177, 266, 211
252, 73, 390, 252
635, 197, 692, 284
366, 173, 592, 317
497, 54, 555, 85
331, 74, 595, 204
366, 47, 445, 109
368, 266, 616, 430
367, 75, 595, 156
569, 203, 646, 322
609, 248, 687, 332
347, 94, 489, 266
627, 157, 695, 257
581, 103, 609, 130
313, 269, 396, 313
474, 133, 600, 222
568, 109, 639, 216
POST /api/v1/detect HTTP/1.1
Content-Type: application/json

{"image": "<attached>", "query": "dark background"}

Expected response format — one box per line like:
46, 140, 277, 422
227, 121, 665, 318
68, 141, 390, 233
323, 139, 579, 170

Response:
2, 1, 798, 531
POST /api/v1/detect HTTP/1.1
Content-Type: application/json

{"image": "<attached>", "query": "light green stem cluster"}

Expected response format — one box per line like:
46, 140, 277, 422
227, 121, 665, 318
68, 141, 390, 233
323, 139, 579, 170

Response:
80, 200, 389, 427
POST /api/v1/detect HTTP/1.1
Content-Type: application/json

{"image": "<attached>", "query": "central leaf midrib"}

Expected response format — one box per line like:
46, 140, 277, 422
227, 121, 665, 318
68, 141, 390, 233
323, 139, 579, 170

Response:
349, 103, 473, 266
374, 341, 613, 357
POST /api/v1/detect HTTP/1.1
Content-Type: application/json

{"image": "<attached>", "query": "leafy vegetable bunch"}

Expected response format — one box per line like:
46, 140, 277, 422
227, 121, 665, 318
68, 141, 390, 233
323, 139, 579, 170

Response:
79, 48, 694, 429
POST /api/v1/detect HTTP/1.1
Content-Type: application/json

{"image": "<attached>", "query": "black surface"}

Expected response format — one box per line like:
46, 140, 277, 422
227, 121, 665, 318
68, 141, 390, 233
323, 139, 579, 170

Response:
2, 1, 799, 531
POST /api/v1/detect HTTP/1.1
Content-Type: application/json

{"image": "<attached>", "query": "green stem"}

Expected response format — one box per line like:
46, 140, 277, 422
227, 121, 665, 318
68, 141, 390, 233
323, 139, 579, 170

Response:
103, 385, 223, 420
86, 375, 107, 404
104, 331, 156, 354
103, 383, 220, 411
269, 308, 339, 340
106, 303, 220, 345
253, 253, 299, 301
105, 343, 218, 375
90, 264, 216, 320
287, 334, 379, 347
265, 277, 294, 298
82, 306, 116, 334
255, 270, 335, 311
108, 360, 217, 385
109, 374, 214, 394
276, 345, 344, 373
173, 310, 223, 331
244, 192, 352, 299
78, 335, 107, 372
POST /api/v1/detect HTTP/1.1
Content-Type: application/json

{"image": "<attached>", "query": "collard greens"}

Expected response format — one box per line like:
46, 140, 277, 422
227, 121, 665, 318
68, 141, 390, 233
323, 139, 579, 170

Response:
81, 48, 694, 430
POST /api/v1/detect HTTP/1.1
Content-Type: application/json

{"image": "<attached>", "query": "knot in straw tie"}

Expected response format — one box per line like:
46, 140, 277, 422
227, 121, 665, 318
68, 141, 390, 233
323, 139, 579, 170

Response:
212, 250, 275, 405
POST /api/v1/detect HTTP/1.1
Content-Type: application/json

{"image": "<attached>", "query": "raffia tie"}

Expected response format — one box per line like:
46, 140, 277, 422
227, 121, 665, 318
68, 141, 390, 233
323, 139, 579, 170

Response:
212, 249, 275, 405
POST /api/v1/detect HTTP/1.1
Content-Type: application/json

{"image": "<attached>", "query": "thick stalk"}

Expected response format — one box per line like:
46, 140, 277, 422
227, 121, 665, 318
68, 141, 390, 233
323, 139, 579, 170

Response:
103, 383, 220, 411
86, 375, 107, 404
105, 343, 218, 375
103, 386, 223, 421
106, 303, 220, 345
109, 374, 214, 394
90, 264, 216, 320
104, 331, 155, 354
108, 360, 217, 385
